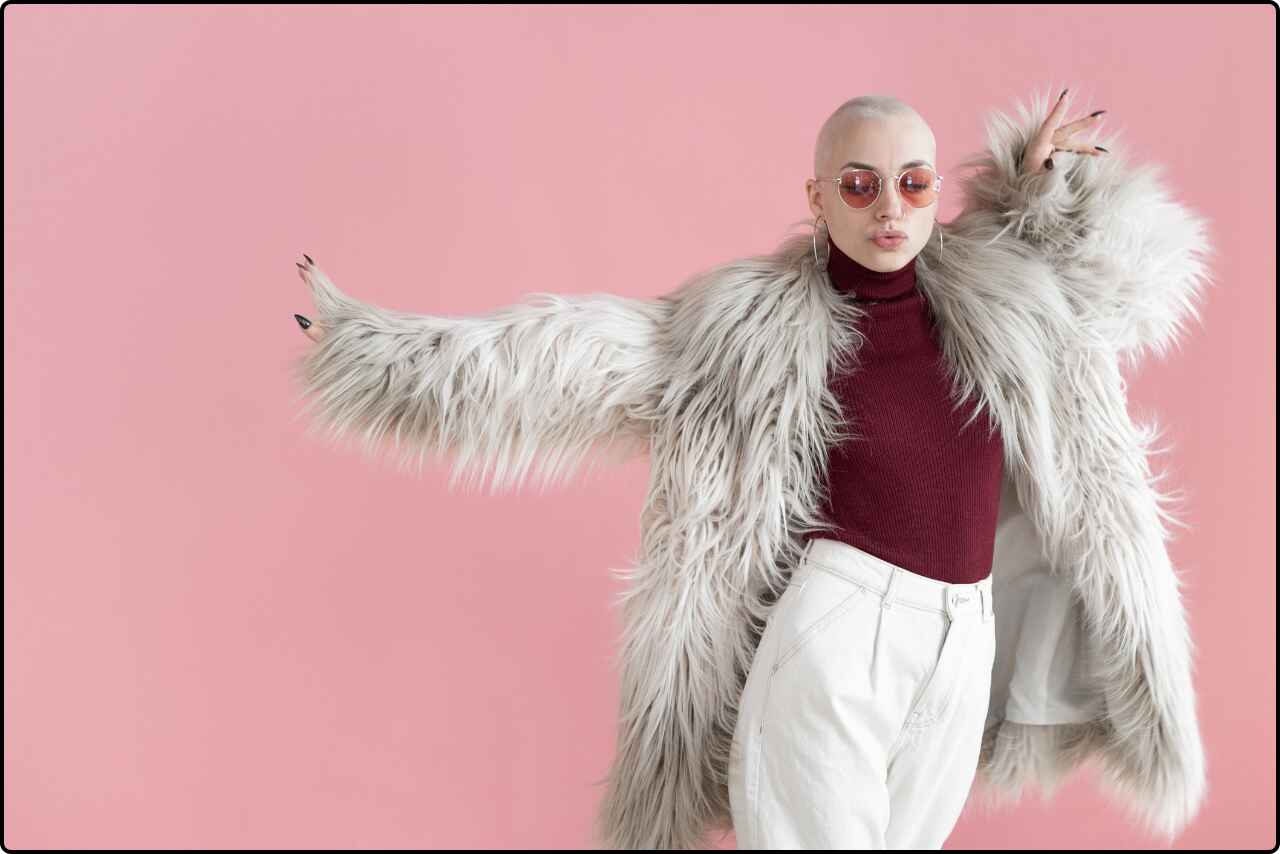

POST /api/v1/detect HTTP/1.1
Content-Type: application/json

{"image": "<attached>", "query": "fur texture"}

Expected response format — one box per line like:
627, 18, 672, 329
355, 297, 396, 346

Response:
291, 277, 674, 492
292, 88, 1213, 848
952, 87, 1215, 373
950, 87, 1210, 842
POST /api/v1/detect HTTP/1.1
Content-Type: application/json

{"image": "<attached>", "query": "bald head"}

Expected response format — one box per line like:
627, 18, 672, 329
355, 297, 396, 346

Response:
813, 95, 936, 179
806, 95, 940, 274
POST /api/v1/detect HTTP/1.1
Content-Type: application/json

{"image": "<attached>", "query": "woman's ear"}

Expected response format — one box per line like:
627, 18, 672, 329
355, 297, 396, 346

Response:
805, 179, 823, 219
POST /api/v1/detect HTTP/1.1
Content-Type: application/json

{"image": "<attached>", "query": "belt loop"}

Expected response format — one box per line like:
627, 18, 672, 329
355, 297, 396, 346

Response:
882, 567, 899, 610
944, 587, 959, 621
980, 583, 994, 622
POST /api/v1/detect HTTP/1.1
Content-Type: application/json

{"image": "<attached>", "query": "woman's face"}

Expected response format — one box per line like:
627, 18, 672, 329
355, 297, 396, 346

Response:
805, 114, 938, 272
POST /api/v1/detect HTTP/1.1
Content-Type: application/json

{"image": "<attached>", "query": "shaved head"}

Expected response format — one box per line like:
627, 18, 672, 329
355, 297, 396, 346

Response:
806, 95, 940, 273
813, 95, 936, 178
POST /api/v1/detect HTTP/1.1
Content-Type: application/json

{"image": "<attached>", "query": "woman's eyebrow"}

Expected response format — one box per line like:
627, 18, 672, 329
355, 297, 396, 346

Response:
841, 159, 932, 171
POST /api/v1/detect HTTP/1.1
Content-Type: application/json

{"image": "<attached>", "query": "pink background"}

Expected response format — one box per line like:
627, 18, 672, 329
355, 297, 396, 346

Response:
4, 5, 1274, 850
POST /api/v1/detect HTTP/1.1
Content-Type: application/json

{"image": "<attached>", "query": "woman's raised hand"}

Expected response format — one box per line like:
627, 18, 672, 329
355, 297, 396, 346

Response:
293, 254, 326, 344
1019, 88, 1110, 176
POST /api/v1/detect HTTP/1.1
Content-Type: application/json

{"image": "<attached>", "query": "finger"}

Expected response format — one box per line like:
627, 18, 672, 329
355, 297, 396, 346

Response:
295, 253, 349, 318
1056, 110, 1106, 139
1038, 88, 1073, 136
296, 258, 324, 303
1051, 141, 1109, 155
1025, 88, 1073, 168
1059, 111, 1100, 136
295, 313, 325, 343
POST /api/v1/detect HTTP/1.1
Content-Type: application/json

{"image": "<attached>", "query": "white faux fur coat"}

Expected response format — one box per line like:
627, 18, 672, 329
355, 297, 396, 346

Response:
292, 90, 1214, 849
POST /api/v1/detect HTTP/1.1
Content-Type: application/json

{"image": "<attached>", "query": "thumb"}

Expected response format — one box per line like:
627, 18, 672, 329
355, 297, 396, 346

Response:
294, 313, 325, 343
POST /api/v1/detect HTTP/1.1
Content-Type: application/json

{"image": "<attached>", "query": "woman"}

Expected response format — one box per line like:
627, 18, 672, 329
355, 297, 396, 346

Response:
723, 98, 1007, 849
290, 87, 1210, 850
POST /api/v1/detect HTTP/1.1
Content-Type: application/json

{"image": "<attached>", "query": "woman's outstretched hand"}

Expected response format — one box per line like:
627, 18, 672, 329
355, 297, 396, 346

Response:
1018, 88, 1110, 176
294, 254, 326, 343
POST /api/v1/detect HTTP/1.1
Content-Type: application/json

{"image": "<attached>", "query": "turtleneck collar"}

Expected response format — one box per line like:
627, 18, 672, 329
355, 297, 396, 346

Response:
825, 232, 917, 302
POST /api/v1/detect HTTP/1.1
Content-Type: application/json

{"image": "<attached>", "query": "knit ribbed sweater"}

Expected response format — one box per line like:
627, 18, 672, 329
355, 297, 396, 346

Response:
804, 233, 1005, 584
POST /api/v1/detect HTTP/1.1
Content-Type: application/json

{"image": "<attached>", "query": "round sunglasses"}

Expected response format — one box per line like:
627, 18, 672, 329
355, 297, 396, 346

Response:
813, 165, 943, 210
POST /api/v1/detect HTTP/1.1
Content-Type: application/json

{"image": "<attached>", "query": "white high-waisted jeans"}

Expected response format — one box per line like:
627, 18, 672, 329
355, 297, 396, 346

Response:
728, 537, 996, 849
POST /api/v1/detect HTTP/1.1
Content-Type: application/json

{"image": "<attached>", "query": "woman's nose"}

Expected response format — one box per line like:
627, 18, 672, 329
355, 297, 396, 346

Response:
876, 183, 904, 215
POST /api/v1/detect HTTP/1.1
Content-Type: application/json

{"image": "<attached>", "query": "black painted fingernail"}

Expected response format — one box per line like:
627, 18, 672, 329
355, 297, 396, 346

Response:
303, 253, 313, 265
1095, 146, 1108, 153
295, 314, 312, 330
1060, 88, 1068, 101
1043, 157, 1054, 171
1090, 110, 1106, 118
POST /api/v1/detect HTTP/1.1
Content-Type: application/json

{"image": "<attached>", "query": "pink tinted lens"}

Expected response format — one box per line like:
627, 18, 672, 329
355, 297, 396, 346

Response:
838, 167, 937, 208
901, 167, 937, 206
837, 170, 879, 208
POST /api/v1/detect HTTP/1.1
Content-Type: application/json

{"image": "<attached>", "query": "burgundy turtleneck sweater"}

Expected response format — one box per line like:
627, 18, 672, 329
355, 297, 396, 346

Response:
804, 234, 1005, 584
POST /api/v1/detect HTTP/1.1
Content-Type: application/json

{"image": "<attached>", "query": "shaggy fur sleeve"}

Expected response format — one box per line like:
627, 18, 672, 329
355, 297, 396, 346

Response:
951, 88, 1217, 371
291, 257, 673, 493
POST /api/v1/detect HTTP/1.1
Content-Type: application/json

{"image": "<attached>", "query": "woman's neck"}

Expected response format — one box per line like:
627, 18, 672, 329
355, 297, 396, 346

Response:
825, 233, 917, 303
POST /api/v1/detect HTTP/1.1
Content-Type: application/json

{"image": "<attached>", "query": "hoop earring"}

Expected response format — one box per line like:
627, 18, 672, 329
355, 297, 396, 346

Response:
937, 223, 944, 261
812, 215, 829, 271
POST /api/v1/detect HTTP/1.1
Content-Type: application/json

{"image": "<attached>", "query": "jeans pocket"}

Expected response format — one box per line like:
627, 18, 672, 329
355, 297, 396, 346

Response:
770, 566, 869, 677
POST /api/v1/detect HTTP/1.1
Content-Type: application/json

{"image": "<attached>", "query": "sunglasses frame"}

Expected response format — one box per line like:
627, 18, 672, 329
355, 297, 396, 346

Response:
813, 166, 944, 210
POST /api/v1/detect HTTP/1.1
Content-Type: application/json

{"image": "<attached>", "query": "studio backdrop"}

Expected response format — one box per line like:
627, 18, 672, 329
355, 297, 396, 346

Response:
4, 4, 1274, 850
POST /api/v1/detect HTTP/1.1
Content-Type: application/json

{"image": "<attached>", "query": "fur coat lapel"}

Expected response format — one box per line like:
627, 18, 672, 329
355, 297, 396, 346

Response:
293, 90, 1212, 851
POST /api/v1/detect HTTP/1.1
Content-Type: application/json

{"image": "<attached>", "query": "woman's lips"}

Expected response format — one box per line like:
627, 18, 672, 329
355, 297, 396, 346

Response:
872, 234, 906, 249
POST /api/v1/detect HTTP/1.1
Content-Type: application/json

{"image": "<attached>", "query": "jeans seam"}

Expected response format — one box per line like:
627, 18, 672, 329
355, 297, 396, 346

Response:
887, 640, 946, 762
769, 587, 867, 676
752, 542, 817, 842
